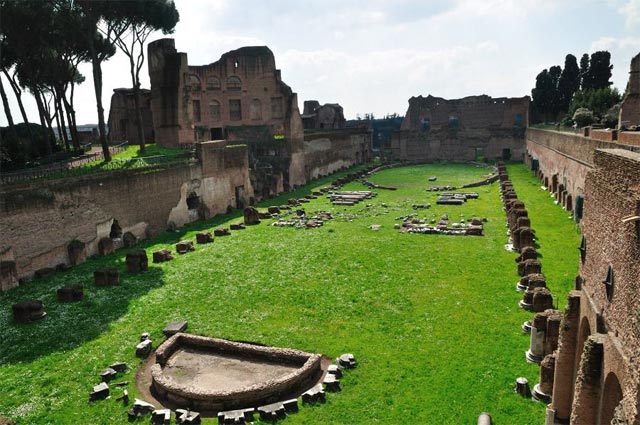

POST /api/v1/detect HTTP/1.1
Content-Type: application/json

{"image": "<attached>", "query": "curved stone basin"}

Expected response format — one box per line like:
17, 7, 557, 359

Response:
151, 333, 322, 411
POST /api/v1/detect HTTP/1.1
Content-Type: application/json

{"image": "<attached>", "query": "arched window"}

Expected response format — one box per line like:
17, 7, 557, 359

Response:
206, 76, 221, 90
250, 99, 262, 120
188, 75, 201, 91
209, 100, 221, 122
227, 76, 242, 91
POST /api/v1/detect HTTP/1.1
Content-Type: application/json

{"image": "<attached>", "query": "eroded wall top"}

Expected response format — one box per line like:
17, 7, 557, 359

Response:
400, 94, 530, 131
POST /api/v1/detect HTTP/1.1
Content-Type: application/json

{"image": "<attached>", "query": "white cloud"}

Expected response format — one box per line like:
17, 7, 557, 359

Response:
619, 0, 640, 29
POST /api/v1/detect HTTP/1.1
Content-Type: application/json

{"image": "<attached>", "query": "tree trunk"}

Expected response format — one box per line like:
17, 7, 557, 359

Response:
91, 56, 111, 162
62, 92, 79, 151
34, 90, 53, 157
56, 91, 71, 152
3, 68, 33, 144
68, 81, 80, 151
133, 84, 146, 152
0, 76, 18, 139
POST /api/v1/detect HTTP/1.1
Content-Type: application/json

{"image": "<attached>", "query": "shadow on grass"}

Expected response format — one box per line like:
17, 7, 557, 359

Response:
0, 163, 374, 366
0, 265, 167, 365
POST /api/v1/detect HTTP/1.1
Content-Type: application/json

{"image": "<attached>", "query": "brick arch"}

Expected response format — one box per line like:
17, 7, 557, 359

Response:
552, 174, 559, 194
574, 317, 592, 383
599, 372, 623, 424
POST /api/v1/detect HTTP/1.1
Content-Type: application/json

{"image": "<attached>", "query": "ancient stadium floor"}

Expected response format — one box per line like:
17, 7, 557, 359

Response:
0, 162, 580, 424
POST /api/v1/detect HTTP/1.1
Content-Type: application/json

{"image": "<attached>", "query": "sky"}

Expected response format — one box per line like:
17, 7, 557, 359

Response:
2, 0, 640, 126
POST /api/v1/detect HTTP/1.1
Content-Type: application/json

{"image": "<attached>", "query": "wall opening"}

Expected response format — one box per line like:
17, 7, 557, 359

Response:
575, 195, 584, 221
110, 220, 122, 239
186, 193, 200, 210
566, 194, 573, 212
604, 265, 614, 302
574, 318, 592, 389
502, 148, 512, 161
235, 186, 245, 209
579, 235, 586, 263
211, 127, 224, 140
599, 372, 623, 425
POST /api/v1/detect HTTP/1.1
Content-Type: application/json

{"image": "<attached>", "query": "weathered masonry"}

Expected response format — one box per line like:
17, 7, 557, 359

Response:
543, 149, 640, 425
391, 94, 530, 161
0, 142, 251, 285
144, 38, 371, 196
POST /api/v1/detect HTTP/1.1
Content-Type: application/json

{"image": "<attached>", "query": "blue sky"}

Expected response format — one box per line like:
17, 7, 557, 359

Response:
2, 0, 640, 125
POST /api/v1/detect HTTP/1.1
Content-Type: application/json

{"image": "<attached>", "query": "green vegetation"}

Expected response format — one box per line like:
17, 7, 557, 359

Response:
0, 163, 580, 424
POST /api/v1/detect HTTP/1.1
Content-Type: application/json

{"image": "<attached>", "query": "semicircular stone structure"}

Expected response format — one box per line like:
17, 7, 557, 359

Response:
151, 333, 323, 412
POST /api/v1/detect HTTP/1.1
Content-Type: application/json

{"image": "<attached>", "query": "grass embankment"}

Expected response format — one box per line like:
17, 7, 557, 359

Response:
0, 163, 580, 424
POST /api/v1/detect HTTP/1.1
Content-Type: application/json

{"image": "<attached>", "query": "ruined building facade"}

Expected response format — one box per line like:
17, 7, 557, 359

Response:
146, 39, 370, 198
619, 53, 640, 129
107, 88, 154, 144
526, 52, 640, 425
392, 95, 530, 161
301, 100, 346, 130
544, 149, 640, 425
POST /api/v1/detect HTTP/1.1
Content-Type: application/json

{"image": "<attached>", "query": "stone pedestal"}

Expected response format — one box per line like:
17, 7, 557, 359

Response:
126, 250, 148, 273
533, 353, 556, 403
94, 267, 120, 286
571, 334, 606, 425
214, 228, 230, 237
532, 287, 553, 312
57, 284, 84, 302
518, 259, 542, 277
98, 237, 115, 256
67, 240, 86, 266
244, 207, 261, 225
515, 377, 531, 397
551, 291, 581, 423
0, 260, 19, 291
196, 232, 213, 244
153, 249, 173, 263
176, 240, 195, 254
13, 299, 46, 323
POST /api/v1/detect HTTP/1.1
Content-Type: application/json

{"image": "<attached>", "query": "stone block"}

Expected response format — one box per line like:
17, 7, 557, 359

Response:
257, 402, 286, 421
98, 237, 115, 256
196, 232, 214, 244
515, 246, 537, 263
126, 250, 148, 273
243, 207, 261, 225
153, 249, 173, 263
34, 267, 56, 279
136, 339, 152, 358
302, 383, 326, 404
100, 367, 117, 382
217, 408, 255, 424
110, 362, 127, 373
0, 261, 19, 291
176, 409, 201, 424
89, 382, 109, 401
230, 223, 245, 230
532, 287, 553, 312
327, 364, 343, 378
267, 206, 280, 214
12, 299, 46, 323
151, 409, 171, 425
94, 267, 119, 286
337, 353, 357, 369
57, 284, 84, 302
176, 240, 195, 254
214, 228, 230, 237
163, 320, 188, 338
323, 373, 341, 392
67, 240, 86, 266
122, 232, 138, 248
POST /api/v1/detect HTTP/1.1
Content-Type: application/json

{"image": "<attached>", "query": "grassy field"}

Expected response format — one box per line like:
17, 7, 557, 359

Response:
0, 162, 580, 424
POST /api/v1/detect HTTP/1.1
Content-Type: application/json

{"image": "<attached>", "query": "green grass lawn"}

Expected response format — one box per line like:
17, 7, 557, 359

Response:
0, 162, 580, 424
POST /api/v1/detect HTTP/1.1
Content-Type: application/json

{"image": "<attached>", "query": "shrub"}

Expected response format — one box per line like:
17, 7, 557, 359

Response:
573, 108, 595, 127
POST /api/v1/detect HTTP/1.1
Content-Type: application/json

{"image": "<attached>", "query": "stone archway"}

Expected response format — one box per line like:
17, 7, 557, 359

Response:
552, 174, 559, 194
599, 372, 623, 424
574, 318, 591, 385
566, 195, 573, 213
